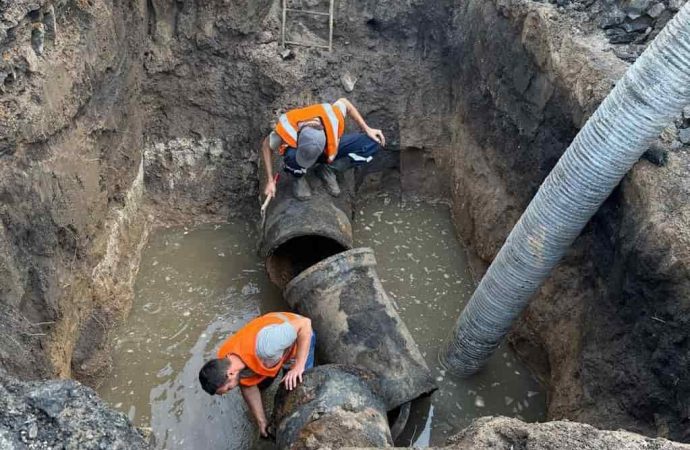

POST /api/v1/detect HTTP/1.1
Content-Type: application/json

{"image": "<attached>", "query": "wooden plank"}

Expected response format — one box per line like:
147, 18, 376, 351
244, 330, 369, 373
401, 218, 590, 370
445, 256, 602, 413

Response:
281, 0, 287, 47
285, 8, 330, 17
328, 0, 334, 51
284, 40, 331, 50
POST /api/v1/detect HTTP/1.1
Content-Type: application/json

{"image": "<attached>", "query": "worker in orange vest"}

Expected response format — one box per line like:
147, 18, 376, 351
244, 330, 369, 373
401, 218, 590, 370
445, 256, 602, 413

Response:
261, 98, 386, 200
198, 312, 314, 437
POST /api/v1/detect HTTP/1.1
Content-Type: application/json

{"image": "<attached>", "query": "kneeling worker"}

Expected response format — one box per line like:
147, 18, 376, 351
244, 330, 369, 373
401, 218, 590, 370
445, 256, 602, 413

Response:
198, 312, 314, 437
261, 97, 386, 200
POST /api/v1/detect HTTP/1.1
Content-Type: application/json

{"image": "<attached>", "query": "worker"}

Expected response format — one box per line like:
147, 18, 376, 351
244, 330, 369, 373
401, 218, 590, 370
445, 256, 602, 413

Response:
261, 98, 386, 200
198, 312, 314, 437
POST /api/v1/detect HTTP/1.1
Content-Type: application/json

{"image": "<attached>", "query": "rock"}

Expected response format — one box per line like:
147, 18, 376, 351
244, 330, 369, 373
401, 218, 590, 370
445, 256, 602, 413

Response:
640, 144, 668, 167
622, 15, 653, 33
621, 0, 651, 19
679, 127, 690, 145
670, 140, 683, 150
444, 417, 690, 449
613, 44, 645, 62
21, 46, 40, 72
606, 27, 637, 44
340, 70, 358, 92
27, 423, 38, 439
43, 4, 57, 42
279, 48, 295, 60
683, 106, 690, 120
0, 369, 150, 449
255, 31, 274, 44
668, 0, 685, 11
600, 9, 626, 29
660, 122, 679, 142
31, 22, 45, 56
647, 2, 666, 18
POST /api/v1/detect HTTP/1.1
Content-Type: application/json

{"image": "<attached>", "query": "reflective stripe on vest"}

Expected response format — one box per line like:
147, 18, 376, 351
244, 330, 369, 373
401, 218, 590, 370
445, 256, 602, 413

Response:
274, 103, 345, 161
216, 312, 300, 387
277, 114, 298, 144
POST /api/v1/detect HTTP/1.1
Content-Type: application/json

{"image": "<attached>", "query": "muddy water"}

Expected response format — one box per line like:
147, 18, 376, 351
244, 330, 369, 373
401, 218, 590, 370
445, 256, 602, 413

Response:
99, 198, 545, 449
353, 195, 546, 446
97, 222, 284, 449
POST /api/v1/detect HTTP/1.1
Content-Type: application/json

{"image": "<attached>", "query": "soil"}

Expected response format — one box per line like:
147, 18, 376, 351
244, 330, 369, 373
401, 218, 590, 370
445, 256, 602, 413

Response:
0, 0, 689, 447
445, 416, 690, 450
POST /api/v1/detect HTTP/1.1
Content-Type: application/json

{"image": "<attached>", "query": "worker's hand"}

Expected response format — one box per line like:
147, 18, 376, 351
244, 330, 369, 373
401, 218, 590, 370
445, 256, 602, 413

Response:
281, 363, 305, 391
365, 127, 386, 147
257, 419, 269, 438
264, 179, 277, 199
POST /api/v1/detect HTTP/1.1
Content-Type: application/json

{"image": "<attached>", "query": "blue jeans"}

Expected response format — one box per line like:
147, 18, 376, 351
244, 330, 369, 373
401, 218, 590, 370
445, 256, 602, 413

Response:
305, 332, 316, 369
283, 133, 380, 177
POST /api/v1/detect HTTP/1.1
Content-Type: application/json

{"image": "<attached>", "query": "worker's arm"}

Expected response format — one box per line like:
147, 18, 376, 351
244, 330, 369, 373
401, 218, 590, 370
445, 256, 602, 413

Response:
280, 315, 312, 390
336, 98, 386, 147
240, 384, 269, 437
260, 136, 276, 198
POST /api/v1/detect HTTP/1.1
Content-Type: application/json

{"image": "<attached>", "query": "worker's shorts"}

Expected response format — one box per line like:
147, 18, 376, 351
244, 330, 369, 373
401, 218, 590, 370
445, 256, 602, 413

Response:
283, 133, 380, 177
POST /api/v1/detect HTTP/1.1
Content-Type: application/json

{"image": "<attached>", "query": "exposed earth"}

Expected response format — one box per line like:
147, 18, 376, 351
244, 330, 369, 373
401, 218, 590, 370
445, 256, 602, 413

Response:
0, 0, 689, 447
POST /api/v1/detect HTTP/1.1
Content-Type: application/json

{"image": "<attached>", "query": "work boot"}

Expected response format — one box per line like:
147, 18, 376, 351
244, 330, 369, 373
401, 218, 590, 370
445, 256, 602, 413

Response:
293, 175, 311, 201
316, 165, 340, 197
330, 156, 354, 173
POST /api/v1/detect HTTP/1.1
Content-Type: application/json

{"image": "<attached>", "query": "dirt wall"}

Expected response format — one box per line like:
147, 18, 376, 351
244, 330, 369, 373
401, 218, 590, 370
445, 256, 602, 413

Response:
139, 0, 456, 222
0, 0, 150, 382
444, 0, 690, 441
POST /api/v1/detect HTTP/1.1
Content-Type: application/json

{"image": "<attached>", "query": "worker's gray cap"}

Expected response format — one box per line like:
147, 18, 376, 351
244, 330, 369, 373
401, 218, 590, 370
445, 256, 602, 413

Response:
296, 127, 326, 169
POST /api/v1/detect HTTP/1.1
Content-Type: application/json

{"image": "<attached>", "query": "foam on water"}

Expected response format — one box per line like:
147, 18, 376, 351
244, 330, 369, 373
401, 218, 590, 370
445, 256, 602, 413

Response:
353, 195, 546, 446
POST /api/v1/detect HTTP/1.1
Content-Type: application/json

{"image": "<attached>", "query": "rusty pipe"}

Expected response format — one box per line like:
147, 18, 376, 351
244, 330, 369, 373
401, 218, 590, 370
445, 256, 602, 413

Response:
259, 172, 354, 288
283, 247, 436, 410
273, 364, 393, 449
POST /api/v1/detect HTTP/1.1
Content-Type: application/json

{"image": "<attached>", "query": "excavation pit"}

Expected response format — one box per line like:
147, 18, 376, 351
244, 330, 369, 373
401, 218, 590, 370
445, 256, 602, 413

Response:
3, 0, 688, 447
97, 198, 546, 448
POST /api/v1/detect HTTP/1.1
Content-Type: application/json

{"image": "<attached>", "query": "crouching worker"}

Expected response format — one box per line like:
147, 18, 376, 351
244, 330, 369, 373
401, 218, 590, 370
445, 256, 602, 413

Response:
198, 312, 314, 437
261, 97, 386, 201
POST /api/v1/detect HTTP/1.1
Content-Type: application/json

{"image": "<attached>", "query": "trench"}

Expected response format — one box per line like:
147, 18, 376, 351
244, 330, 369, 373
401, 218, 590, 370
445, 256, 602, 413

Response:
97, 194, 545, 448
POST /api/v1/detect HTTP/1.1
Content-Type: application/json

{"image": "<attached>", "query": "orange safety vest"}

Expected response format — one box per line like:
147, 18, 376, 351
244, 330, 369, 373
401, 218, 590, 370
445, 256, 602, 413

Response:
274, 103, 345, 161
216, 312, 300, 387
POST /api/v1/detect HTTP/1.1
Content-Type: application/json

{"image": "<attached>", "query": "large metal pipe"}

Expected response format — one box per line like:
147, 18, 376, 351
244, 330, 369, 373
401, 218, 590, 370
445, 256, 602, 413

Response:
443, 3, 690, 377
284, 248, 437, 410
260, 172, 354, 288
273, 364, 393, 449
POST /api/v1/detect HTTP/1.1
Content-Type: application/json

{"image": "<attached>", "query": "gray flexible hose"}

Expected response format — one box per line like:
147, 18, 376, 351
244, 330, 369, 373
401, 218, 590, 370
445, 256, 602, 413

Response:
443, 3, 690, 377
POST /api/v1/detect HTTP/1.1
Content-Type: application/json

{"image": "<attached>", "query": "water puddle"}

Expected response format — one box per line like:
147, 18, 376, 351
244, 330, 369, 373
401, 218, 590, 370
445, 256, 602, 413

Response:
98, 197, 545, 449
353, 195, 546, 446
97, 222, 284, 449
